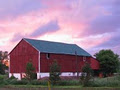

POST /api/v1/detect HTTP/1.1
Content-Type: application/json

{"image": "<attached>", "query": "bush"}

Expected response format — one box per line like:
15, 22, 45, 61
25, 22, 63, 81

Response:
0, 75, 4, 80
80, 62, 93, 86
49, 60, 61, 85
87, 76, 120, 87
8, 79, 28, 85
0, 75, 5, 85
25, 60, 36, 81
9, 75, 16, 80
30, 80, 47, 85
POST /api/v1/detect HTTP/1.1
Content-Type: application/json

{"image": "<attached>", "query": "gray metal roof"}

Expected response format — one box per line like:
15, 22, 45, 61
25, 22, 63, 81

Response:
24, 38, 91, 56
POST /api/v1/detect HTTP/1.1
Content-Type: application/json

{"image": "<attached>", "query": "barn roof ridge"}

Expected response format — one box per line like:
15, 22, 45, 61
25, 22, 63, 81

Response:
23, 38, 91, 57
23, 38, 76, 45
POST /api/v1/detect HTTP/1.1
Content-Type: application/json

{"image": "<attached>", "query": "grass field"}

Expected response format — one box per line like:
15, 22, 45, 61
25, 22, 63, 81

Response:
1, 74, 120, 90
0, 85, 120, 90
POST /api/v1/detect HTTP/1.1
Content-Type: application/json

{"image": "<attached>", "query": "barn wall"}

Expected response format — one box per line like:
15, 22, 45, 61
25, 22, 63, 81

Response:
40, 53, 91, 73
10, 39, 39, 73
90, 57, 100, 70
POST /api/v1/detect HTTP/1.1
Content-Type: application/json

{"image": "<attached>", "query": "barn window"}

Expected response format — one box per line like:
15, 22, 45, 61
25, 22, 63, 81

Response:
46, 53, 50, 59
83, 56, 86, 62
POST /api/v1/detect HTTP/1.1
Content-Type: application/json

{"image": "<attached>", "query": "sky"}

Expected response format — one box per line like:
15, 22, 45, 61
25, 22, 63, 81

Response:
0, 0, 120, 55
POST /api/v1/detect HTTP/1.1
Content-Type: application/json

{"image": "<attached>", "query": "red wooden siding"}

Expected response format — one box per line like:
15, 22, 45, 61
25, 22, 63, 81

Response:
10, 40, 39, 73
40, 53, 91, 72
10, 39, 100, 74
90, 57, 100, 70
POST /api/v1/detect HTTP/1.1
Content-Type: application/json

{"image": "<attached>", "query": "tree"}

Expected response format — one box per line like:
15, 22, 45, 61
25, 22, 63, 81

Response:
80, 62, 93, 86
49, 60, 61, 85
0, 51, 8, 74
25, 60, 35, 81
0, 51, 8, 60
94, 49, 119, 77
0, 63, 6, 74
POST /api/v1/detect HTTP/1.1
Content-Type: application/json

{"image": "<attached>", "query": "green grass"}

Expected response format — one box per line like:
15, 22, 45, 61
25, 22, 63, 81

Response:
1, 74, 120, 88
88, 76, 120, 87
1, 85, 120, 90
0, 85, 82, 88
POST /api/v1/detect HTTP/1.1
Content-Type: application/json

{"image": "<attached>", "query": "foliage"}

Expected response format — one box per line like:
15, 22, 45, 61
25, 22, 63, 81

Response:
30, 80, 48, 85
80, 62, 93, 86
0, 63, 6, 75
1, 74, 120, 87
25, 60, 35, 81
87, 76, 120, 87
94, 49, 119, 77
11, 79, 29, 85
0, 51, 8, 60
0, 51, 8, 75
49, 60, 61, 85
0, 75, 5, 84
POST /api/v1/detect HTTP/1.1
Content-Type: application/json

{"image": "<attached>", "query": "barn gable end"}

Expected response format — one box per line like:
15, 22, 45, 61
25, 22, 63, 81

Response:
9, 39, 39, 80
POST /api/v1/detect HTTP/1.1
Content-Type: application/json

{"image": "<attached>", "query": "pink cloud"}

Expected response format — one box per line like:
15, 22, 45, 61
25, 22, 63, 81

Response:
0, 0, 120, 56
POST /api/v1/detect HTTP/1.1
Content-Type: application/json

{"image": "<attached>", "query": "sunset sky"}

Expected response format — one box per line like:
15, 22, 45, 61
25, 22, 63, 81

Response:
0, 0, 120, 55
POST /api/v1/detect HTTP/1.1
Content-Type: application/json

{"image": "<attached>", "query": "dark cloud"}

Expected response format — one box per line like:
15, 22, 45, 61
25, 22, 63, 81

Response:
30, 20, 60, 37
11, 20, 60, 42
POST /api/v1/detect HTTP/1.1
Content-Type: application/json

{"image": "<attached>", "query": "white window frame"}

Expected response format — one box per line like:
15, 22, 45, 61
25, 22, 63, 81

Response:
83, 56, 86, 62
46, 53, 50, 59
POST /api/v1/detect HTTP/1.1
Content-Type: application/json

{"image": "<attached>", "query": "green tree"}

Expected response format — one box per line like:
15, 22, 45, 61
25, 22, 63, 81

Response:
25, 60, 35, 81
80, 62, 93, 86
0, 51, 8, 60
0, 63, 6, 74
49, 60, 61, 85
94, 49, 119, 77
0, 51, 8, 74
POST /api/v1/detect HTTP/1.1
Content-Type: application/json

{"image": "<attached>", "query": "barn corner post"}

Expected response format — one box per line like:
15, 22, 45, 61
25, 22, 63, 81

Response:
8, 55, 11, 78
37, 51, 41, 79
75, 51, 79, 78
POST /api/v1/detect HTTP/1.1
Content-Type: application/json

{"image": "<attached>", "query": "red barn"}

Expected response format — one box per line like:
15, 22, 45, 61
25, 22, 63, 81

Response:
9, 38, 99, 80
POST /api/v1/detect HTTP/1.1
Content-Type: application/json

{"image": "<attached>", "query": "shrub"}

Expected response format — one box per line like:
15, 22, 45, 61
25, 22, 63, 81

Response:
9, 75, 16, 80
25, 60, 36, 81
30, 80, 47, 85
80, 62, 93, 86
49, 60, 61, 85
87, 76, 120, 87
8, 79, 28, 85
0, 75, 4, 85
0, 75, 4, 80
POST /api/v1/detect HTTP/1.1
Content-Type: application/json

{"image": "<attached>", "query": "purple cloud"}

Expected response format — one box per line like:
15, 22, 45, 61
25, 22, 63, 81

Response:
94, 30, 120, 48
0, 0, 45, 18
112, 0, 120, 15
87, 30, 120, 55
11, 33, 26, 42
30, 20, 60, 37
78, 0, 120, 37
84, 15, 120, 36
